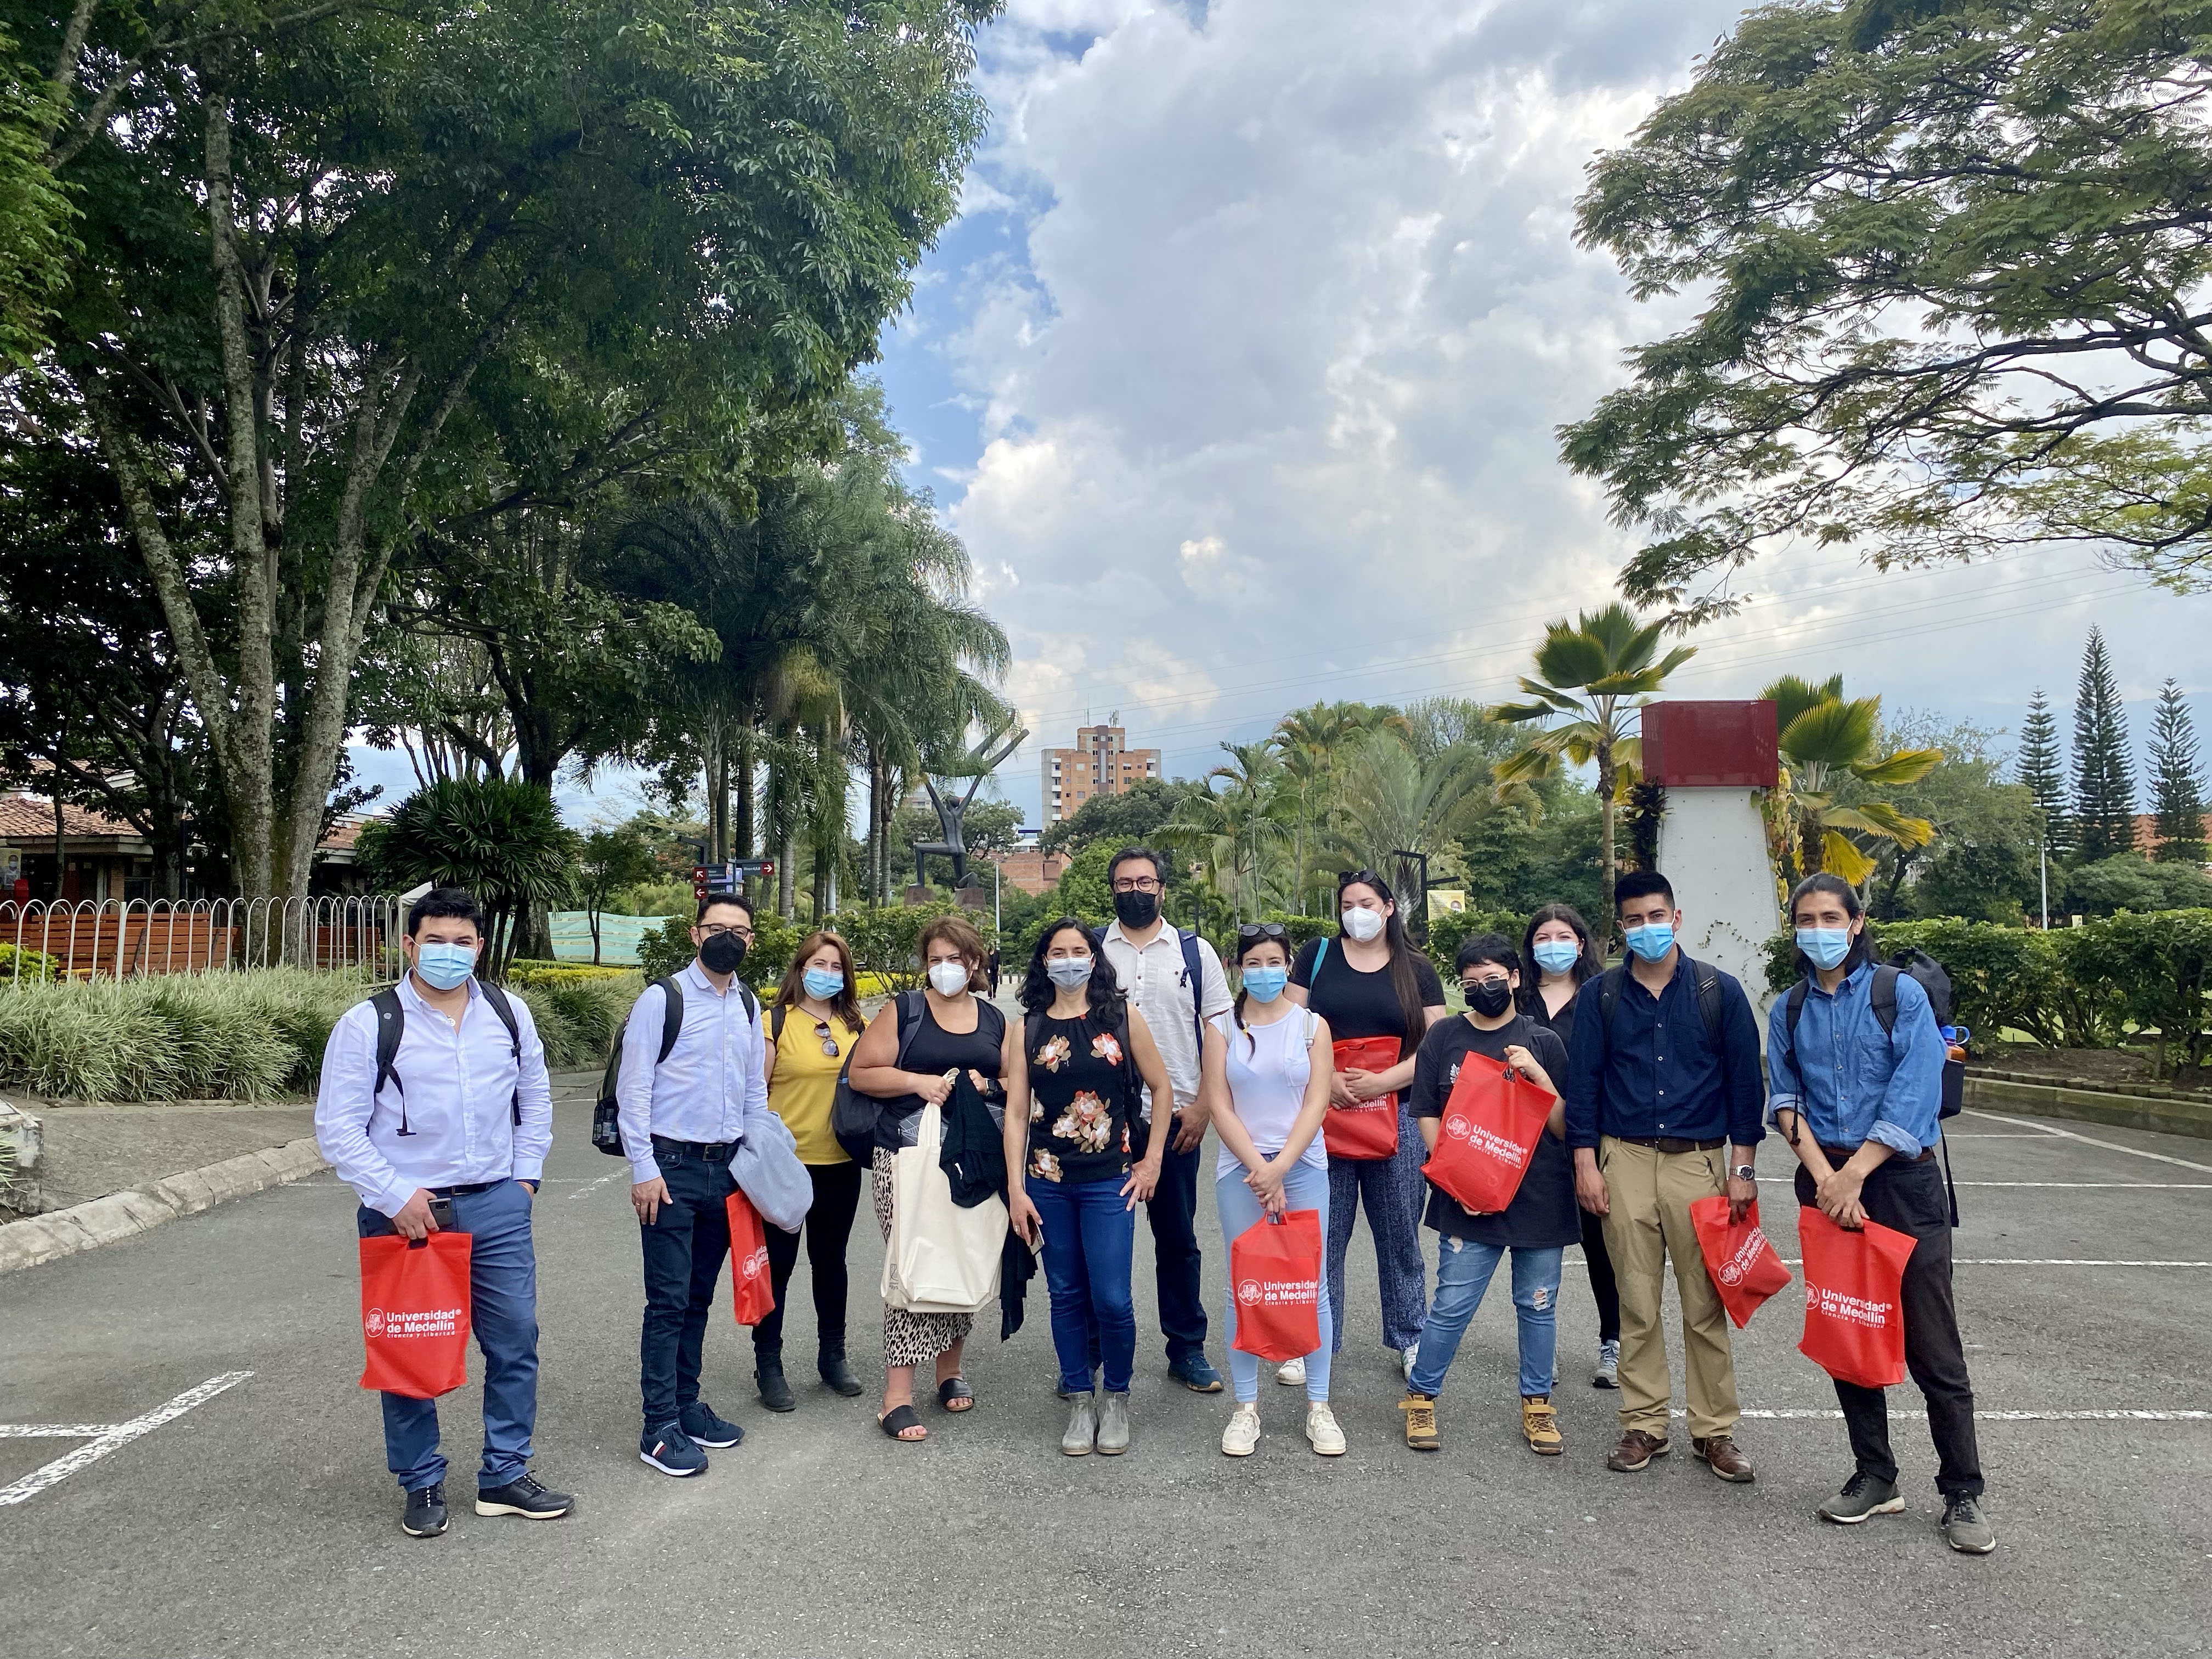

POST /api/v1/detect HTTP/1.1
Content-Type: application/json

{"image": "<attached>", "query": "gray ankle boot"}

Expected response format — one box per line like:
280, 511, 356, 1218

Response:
1060, 1392, 1098, 1455
1096, 1390, 1131, 1455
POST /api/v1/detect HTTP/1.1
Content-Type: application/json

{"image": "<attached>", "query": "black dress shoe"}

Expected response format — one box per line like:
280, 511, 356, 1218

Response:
819, 1351, 864, 1398
402, 1481, 447, 1537
756, 1357, 797, 1413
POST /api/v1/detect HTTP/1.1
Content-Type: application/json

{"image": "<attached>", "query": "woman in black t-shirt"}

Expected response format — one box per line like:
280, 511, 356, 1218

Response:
1400, 932, 1576, 1457
1520, 901, 1619, 1390
1286, 870, 1447, 1383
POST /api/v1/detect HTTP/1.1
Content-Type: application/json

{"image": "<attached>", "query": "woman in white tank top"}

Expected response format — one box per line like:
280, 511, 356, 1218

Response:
1197, 923, 1343, 1457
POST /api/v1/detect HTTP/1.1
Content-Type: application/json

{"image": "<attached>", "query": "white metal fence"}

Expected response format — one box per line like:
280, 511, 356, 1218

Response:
0, 898, 406, 983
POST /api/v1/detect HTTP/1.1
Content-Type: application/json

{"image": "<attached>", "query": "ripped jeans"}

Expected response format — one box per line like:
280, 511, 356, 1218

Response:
1407, 1238, 1564, 1400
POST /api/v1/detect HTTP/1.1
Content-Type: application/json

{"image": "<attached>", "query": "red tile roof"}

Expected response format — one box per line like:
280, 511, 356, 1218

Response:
0, 795, 378, 852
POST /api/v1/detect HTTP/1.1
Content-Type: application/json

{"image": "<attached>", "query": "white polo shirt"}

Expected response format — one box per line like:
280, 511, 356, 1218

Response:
1101, 919, 1233, 1117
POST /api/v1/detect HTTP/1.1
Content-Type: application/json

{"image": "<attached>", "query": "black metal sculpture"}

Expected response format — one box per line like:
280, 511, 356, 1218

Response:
910, 719, 1028, 891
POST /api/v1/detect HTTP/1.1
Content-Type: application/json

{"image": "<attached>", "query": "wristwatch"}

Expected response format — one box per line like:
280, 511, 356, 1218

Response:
1731, 1164, 1757, 1182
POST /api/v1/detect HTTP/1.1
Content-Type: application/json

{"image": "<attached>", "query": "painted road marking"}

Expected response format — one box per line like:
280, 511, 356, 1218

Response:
0, 1424, 123, 1438
1757, 1178, 2211, 1188
568, 1170, 625, 1200
1959, 1110, 2212, 1173
0, 1372, 252, 1508
1776, 1258, 2212, 1267
1684, 1408, 2211, 1422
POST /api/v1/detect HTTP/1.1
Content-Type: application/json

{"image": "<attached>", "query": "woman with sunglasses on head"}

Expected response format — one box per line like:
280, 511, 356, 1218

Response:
1199, 922, 1344, 1456
847, 913, 1017, 1441
1521, 904, 1621, 1391
754, 931, 871, 1412
1286, 870, 1447, 1386
1004, 920, 1175, 1455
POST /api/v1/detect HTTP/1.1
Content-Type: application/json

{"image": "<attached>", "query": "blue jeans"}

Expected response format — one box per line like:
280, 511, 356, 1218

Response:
1029, 1173, 1137, 1394
1325, 1101, 1430, 1352
1215, 1161, 1334, 1403
639, 1143, 737, 1429
1086, 1116, 1209, 1368
354, 1178, 540, 1493
1409, 1237, 1564, 1400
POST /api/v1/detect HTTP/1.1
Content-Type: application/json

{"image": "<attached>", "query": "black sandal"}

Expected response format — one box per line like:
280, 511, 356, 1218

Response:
937, 1377, 974, 1413
877, 1403, 926, 1441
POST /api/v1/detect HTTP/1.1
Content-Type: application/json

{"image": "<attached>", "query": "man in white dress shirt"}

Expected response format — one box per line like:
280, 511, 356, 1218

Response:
616, 893, 772, 1477
315, 887, 570, 1538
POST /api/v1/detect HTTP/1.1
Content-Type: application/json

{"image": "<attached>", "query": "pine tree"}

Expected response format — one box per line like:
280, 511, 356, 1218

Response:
2016, 687, 2068, 857
2147, 678, 2207, 864
2069, 627, 2138, 863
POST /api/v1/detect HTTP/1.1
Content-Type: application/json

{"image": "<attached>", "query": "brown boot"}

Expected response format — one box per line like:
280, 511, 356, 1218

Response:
1692, 1433, 1755, 1482
1606, 1428, 1669, 1471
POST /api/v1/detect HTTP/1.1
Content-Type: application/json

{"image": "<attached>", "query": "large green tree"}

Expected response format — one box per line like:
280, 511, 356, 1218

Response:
2069, 628, 2138, 862
19, 0, 996, 898
2016, 688, 2069, 861
1565, 0, 2212, 608
2147, 678, 2207, 864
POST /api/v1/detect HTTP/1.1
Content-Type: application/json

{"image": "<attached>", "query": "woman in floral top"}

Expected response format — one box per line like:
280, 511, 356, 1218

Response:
1005, 917, 1173, 1458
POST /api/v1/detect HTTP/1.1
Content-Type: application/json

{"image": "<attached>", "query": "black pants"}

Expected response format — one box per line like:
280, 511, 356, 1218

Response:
1581, 1205, 1621, 1343
753, 1160, 865, 1361
639, 1146, 736, 1430
1795, 1155, 1983, 1497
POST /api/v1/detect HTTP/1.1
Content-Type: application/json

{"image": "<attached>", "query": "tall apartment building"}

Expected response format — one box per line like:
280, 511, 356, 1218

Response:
1041, 721, 1160, 823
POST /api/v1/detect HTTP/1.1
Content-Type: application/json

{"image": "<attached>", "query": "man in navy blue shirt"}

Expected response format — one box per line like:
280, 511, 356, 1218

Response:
1768, 873, 1993, 1554
1565, 870, 1763, 1482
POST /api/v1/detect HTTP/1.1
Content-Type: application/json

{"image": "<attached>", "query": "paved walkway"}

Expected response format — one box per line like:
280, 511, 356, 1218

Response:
2, 1084, 2207, 1657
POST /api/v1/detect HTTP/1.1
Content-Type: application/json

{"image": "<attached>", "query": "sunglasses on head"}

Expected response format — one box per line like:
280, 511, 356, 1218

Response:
1236, 922, 1289, 945
1338, 868, 1386, 893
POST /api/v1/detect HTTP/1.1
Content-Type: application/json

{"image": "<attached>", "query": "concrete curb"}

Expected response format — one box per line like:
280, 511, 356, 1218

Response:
0, 1137, 330, 1276
1963, 1074, 2212, 1141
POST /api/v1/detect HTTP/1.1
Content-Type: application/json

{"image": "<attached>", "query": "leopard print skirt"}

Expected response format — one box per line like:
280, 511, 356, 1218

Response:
872, 1146, 973, 1369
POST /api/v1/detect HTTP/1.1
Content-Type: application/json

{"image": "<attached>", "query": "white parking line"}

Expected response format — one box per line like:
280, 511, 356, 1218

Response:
1773, 1257, 2211, 1267
0, 1424, 122, 1438
568, 1171, 624, 1200
1960, 1110, 2212, 1173
1756, 1178, 2211, 1189
1699, 1408, 2211, 1422
0, 1372, 252, 1508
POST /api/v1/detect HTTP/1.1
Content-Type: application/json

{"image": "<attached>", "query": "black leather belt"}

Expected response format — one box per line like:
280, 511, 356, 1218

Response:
430, 1181, 500, 1197
1616, 1135, 1724, 1153
1818, 1144, 1936, 1165
652, 1135, 735, 1160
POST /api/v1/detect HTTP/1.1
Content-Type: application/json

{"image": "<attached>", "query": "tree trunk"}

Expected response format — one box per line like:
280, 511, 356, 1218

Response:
1596, 740, 1617, 945
704, 719, 726, 866
735, 724, 756, 861
50, 790, 65, 902
779, 827, 796, 919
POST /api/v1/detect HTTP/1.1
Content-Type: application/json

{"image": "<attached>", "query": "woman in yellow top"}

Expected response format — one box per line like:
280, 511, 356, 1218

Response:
754, 929, 870, 1412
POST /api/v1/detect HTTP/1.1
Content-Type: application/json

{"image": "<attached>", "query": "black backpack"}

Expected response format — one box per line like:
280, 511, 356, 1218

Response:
368, 981, 523, 1138
589, 977, 759, 1155
830, 989, 929, 1164
1596, 956, 1724, 1049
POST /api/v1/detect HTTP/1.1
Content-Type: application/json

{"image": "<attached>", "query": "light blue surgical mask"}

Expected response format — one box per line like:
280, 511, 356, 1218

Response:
1532, 940, 1581, 976
1796, 927, 1853, 972
802, 967, 845, 1000
1623, 922, 1675, 964
414, 941, 477, 991
1046, 957, 1094, 989
1242, 965, 1289, 1003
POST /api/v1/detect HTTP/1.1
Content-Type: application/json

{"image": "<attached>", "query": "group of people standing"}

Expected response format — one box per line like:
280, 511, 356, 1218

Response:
315, 856, 1993, 1557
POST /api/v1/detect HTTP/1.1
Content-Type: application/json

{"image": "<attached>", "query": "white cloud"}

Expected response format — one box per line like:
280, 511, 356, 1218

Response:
900, 0, 2205, 815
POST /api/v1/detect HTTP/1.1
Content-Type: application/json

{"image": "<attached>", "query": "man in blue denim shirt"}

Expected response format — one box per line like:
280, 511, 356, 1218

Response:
1768, 874, 1993, 1555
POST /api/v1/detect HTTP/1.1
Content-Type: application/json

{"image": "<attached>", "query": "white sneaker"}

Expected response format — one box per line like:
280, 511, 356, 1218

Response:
1276, 1356, 1306, 1386
1305, 1402, 1346, 1456
1221, 1403, 1262, 1457
1402, 1346, 1419, 1382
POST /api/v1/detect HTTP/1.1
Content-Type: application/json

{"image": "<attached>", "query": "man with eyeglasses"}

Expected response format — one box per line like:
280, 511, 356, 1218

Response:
615, 894, 772, 1477
1099, 846, 1234, 1392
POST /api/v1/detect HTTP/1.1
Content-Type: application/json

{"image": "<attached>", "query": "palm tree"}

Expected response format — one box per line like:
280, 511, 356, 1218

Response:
1762, 675, 1942, 885
1322, 728, 1496, 892
1161, 741, 1290, 928
1491, 603, 1696, 930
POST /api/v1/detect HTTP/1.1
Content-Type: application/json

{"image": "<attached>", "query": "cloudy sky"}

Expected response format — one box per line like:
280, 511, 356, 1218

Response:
864, 0, 2206, 826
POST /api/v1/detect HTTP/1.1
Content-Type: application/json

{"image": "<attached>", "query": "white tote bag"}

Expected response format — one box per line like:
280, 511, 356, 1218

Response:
880, 1101, 1006, 1314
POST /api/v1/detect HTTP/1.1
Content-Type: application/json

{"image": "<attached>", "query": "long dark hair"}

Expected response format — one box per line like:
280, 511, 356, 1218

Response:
1519, 902, 1602, 1013
772, 929, 865, 1032
1787, 873, 1875, 979
1019, 917, 1128, 1025
1337, 869, 1430, 1046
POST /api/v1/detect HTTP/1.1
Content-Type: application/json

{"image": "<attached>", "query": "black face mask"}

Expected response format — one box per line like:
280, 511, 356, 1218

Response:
1463, 978, 1513, 1018
1113, 889, 1160, 929
700, 931, 748, 975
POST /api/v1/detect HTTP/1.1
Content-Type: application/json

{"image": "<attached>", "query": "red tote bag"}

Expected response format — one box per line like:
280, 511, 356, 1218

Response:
358, 1231, 472, 1400
1689, 1195, 1792, 1328
1228, 1208, 1324, 1362
1324, 1036, 1403, 1160
1421, 1054, 1555, 1216
1797, 1207, 1919, 1389
726, 1190, 777, 1325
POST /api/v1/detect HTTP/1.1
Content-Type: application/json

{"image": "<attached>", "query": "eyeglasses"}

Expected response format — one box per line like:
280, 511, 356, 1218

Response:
1460, 974, 1511, 994
698, 923, 754, 941
1111, 876, 1163, 893
814, 1020, 839, 1058
1237, 922, 1289, 944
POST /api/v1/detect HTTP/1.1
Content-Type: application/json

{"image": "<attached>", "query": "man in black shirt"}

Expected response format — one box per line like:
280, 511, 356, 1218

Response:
1398, 935, 1578, 1457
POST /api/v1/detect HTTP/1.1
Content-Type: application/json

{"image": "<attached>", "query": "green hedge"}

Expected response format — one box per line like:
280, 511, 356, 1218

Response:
640, 902, 1000, 997
1759, 910, 2212, 1070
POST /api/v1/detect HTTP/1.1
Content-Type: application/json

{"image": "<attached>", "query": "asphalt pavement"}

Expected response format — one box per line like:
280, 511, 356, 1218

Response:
3, 1081, 2208, 1658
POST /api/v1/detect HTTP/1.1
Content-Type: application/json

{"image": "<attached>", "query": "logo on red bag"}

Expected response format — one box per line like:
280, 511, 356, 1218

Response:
1718, 1228, 1770, 1287
1237, 1278, 1262, 1306
1444, 1112, 1530, 1167
740, 1245, 770, 1282
365, 1304, 464, 1339
1809, 1284, 1895, 1327
365, 1307, 386, 1338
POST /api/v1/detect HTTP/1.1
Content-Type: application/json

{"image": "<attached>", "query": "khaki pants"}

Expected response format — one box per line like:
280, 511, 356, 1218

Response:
1598, 1136, 1740, 1440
